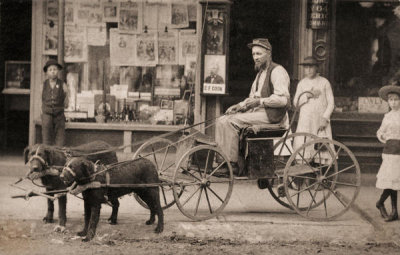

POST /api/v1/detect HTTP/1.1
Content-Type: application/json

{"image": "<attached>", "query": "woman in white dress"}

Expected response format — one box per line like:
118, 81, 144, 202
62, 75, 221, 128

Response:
293, 56, 335, 164
375, 85, 400, 222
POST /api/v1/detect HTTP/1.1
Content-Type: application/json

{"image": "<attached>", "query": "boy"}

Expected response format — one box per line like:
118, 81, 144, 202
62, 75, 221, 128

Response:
41, 59, 69, 146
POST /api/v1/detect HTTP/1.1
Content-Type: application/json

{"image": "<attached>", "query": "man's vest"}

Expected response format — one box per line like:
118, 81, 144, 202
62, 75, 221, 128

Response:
259, 62, 288, 124
42, 78, 65, 115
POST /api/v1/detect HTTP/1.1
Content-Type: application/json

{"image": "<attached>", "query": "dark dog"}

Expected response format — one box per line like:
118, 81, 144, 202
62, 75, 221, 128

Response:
23, 141, 118, 230
60, 157, 163, 241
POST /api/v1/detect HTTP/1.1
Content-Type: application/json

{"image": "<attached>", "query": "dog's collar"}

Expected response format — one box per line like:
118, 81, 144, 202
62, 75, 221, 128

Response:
68, 181, 102, 195
28, 145, 48, 167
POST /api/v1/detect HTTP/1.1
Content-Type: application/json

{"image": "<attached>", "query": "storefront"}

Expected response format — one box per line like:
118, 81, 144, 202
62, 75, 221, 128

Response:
29, 0, 399, 169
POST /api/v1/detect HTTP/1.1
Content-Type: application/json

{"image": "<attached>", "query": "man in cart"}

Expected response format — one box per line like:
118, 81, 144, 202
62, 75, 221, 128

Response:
215, 38, 290, 174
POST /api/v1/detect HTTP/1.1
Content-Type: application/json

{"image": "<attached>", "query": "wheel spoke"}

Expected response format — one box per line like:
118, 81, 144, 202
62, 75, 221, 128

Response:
204, 188, 213, 214
181, 185, 201, 207
289, 182, 319, 198
193, 151, 203, 176
322, 185, 328, 218
203, 150, 211, 178
326, 164, 356, 179
207, 161, 227, 178
160, 162, 175, 175
151, 147, 159, 171
326, 180, 358, 187
306, 185, 319, 216
327, 188, 349, 208
159, 145, 171, 174
194, 187, 203, 216
180, 166, 201, 182
161, 187, 167, 205
287, 174, 317, 181
206, 186, 224, 203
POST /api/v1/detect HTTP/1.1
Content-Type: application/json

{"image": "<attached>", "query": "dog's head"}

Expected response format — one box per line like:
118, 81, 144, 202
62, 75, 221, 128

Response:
24, 144, 52, 180
60, 157, 95, 186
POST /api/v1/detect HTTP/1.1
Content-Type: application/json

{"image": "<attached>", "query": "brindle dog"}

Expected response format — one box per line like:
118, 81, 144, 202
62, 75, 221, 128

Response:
23, 141, 118, 231
60, 157, 163, 242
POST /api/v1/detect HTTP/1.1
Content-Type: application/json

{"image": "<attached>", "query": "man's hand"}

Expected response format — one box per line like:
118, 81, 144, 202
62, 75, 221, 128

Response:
318, 117, 329, 132
243, 98, 260, 109
225, 104, 241, 115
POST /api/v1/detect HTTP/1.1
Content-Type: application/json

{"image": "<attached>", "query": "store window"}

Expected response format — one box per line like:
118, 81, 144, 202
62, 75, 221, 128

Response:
334, 1, 400, 98
43, 0, 197, 125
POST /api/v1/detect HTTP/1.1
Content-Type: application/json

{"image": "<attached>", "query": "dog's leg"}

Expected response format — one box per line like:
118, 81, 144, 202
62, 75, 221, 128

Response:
83, 204, 101, 242
139, 188, 164, 233
108, 196, 119, 225
43, 197, 54, 223
77, 200, 90, 237
54, 195, 67, 232
137, 191, 155, 225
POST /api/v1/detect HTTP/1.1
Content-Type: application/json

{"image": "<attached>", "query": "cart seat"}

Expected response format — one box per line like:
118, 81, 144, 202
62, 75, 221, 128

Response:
243, 123, 287, 139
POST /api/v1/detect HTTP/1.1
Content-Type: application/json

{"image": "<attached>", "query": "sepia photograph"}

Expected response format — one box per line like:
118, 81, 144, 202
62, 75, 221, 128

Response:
3, 0, 400, 255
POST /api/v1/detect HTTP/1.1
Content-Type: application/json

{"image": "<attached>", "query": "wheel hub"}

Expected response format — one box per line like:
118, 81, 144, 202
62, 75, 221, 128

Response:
201, 178, 211, 187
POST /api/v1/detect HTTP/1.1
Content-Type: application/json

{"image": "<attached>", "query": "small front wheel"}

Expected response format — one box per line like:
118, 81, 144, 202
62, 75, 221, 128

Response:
172, 145, 234, 221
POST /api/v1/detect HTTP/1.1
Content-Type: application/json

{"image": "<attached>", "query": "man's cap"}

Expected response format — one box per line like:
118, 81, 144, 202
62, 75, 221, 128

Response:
299, 56, 319, 66
247, 38, 272, 51
378, 85, 400, 101
43, 59, 63, 72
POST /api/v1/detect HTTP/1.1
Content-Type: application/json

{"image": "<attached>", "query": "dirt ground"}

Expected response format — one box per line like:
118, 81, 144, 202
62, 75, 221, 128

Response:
0, 218, 399, 255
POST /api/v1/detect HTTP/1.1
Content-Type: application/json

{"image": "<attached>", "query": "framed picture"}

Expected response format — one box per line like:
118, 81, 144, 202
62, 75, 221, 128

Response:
4, 61, 30, 89
203, 55, 226, 95
160, 99, 174, 109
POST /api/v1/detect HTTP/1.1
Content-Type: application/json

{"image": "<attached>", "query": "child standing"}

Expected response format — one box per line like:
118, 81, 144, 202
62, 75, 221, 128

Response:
293, 56, 335, 161
41, 59, 69, 146
375, 85, 400, 222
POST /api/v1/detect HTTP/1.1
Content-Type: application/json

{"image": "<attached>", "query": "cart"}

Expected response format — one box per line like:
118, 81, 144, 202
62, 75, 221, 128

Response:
131, 91, 361, 221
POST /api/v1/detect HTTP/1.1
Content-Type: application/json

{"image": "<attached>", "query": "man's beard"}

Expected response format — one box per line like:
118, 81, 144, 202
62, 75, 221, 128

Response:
254, 62, 267, 72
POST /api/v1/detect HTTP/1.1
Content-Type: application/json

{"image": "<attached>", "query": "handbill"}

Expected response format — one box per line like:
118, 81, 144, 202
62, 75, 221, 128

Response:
171, 3, 189, 29
110, 28, 136, 66
158, 30, 178, 65
119, 1, 142, 33
64, 25, 87, 62
143, 2, 158, 30
76, 1, 103, 26
136, 32, 158, 66
178, 29, 197, 65
102, 0, 118, 23
87, 25, 107, 46
44, 24, 58, 55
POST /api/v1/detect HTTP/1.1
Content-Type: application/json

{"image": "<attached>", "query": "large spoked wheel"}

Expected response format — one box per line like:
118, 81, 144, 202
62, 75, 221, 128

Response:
267, 132, 319, 209
283, 138, 361, 221
172, 145, 234, 221
133, 137, 181, 210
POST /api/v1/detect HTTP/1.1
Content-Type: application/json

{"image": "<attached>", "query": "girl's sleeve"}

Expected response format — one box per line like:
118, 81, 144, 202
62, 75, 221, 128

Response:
322, 79, 335, 120
377, 114, 388, 143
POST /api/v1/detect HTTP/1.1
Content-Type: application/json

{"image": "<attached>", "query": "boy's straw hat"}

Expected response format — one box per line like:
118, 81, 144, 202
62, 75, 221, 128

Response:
43, 59, 63, 72
378, 85, 400, 101
299, 56, 319, 66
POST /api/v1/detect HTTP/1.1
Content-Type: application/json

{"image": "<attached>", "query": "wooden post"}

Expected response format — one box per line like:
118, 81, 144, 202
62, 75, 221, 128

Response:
57, 0, 65, 80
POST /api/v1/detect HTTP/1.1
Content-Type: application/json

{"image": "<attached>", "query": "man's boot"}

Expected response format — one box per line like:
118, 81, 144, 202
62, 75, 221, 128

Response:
385, 190, 398, 222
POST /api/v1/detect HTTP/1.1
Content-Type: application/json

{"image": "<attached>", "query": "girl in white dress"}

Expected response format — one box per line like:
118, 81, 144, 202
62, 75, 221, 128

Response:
293, 57, 335, 163
375, 85, 400, 222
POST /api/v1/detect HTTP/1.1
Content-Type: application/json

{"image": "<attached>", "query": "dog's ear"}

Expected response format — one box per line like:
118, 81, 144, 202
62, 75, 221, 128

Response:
44, 148, 52, 166
82, 159, 94, 178
23, 146, 30, 164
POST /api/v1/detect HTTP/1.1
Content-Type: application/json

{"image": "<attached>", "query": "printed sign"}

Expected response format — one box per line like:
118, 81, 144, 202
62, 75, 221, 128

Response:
203, 83, 225, 94
358, 97, 389, 113
308, 0, 329, 29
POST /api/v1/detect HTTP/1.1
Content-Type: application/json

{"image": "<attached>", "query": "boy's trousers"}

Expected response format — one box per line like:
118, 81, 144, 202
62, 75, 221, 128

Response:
41, 112, 65, 146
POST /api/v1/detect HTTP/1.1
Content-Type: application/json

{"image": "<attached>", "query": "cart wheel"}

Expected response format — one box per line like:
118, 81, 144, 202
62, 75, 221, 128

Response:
172, 145, 234, 221
267, 132, 319, 209
133, 137, 181, 210
283, 138, 361, 221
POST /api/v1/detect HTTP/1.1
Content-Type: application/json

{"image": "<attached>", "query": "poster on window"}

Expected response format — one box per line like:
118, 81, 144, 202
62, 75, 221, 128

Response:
171, 3, 189, 28
203, 55, 226, 95
158, 31, 178, 65
206, 9, 225, 55
178, 29, 197, 65
143, 2, 158, 30
185, 55, 197, 84
136, 32, 158, 66
87, 25, 107, 46
64, 25, 87, 62
76, 1, 103, 26
158, 3, 171, 29
44, 24, 58, 55
46, 0, 58, 24
119, 1, 142, 33
188, 3, 197, 22
102, 0, 118, 23
65, 0, 76, 24
110, 29, 136, 66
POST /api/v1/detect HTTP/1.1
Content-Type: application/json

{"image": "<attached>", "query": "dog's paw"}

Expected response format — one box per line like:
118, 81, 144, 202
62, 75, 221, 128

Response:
107, 217, 117, 225
146, 219, 155, 225
77, 231, 87, 237
43, 217, 54, 223
154, 225, 163, 233
82, 237, 91, 242
53, 225, 66, 233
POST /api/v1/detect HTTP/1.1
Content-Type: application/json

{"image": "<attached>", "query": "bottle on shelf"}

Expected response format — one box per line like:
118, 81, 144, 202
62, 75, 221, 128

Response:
122, 99, 128, 123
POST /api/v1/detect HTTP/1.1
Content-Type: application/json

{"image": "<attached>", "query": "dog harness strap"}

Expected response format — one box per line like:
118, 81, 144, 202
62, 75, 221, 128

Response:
64, 166, 76, 177
106, 172, 110, 187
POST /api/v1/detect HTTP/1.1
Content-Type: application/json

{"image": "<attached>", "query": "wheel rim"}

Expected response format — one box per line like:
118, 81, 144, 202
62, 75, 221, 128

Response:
268, 132, 319, 209
172, 145, 234, 221
284, 139, 361, 221
133, 137, 181, 210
